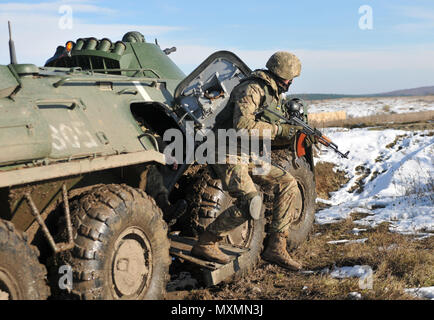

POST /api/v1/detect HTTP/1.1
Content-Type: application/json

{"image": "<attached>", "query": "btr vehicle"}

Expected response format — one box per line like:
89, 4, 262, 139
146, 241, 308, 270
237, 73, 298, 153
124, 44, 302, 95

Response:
0, 27, 316, 300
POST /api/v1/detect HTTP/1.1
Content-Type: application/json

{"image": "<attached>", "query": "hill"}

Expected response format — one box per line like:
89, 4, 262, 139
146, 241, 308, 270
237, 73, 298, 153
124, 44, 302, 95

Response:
372, 85, 434, 97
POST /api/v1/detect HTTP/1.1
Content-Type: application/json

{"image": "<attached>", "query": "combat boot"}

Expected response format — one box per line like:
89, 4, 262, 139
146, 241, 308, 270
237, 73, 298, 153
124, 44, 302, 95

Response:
262, 232, 302, 271
191, 231, 232, 264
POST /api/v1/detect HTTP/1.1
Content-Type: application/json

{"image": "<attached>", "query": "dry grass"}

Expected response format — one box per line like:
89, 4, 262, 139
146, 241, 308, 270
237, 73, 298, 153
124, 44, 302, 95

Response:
179, 161, 433, 300
191, 220, 433, 300
308, 111, 347, 123
315, 162, 349, 200
382, 105, 392, 112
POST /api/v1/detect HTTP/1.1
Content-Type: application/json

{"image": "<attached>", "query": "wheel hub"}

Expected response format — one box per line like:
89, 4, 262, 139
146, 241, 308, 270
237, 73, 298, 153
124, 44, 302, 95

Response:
111, 228, 152, 298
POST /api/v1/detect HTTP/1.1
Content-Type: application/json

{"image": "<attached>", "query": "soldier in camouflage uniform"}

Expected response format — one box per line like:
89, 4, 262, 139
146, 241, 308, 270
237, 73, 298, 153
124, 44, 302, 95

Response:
191, 51, 306, 270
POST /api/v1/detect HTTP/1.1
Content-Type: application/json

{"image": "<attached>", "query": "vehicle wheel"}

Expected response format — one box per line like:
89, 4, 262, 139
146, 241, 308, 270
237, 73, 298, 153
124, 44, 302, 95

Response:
185, 167, 265, 277
0, 220, 50, 300
272, 150, 316, 249
51, 184, 170, 300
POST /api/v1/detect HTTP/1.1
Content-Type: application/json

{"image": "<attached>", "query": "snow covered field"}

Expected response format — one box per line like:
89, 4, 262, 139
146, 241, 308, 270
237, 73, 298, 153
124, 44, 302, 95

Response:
308, 96, 434, 118
314, 124, 433, 237
309, 98, 433, 299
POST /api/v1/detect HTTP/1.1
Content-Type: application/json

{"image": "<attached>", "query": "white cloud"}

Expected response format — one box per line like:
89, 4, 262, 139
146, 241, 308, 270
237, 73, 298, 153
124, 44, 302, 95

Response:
0, 1, 433, 94
166, 44, 434, 94
393, 5, 434, 32
0, 1, 115, 14
394, 22, 434, 32
168, 44, 434, 72
397, 6, 434, 21
0, 8, 184, 65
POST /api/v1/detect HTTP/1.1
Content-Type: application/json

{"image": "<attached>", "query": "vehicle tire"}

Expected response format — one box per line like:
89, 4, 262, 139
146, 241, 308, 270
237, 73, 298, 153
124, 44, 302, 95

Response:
0, 219, 50, 300
185, 167, 265, 277
271, 150, 316, 249
51, 184, 170, 300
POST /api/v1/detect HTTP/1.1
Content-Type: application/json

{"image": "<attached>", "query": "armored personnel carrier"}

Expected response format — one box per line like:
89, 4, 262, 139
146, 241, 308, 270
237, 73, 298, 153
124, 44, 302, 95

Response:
0, 27, 316, 300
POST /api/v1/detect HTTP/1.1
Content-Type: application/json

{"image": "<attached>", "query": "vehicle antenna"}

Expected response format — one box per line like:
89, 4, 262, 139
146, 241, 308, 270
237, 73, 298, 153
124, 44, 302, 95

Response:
8, 21, 17, 64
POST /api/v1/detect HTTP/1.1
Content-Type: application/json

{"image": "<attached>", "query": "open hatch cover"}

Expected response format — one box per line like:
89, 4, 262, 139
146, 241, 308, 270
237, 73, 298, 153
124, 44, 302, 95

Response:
174, 51, 251, 137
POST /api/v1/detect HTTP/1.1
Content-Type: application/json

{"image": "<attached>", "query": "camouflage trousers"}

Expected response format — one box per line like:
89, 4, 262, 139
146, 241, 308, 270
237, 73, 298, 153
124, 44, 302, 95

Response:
207, 161, 302, 235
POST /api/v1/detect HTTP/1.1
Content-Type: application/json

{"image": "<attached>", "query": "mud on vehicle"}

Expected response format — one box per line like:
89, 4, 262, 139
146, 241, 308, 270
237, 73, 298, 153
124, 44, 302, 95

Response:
0, 27, 316, 300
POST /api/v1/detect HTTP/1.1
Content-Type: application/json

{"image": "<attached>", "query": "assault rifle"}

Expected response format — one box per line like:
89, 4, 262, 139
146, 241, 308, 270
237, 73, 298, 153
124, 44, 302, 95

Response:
263, 107, 350, 159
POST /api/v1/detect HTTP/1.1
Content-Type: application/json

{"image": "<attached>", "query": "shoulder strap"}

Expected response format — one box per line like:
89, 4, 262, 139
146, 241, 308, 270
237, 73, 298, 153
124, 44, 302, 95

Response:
239, 75, 277, 112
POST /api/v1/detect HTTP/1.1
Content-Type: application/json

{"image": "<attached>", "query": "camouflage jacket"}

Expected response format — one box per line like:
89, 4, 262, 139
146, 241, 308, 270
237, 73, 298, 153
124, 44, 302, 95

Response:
230, 69, 281, 139
213, 70, 288, 159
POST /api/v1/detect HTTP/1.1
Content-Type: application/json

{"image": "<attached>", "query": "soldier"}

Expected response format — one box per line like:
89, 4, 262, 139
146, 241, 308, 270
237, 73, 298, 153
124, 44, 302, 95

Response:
191, 51, 312, 271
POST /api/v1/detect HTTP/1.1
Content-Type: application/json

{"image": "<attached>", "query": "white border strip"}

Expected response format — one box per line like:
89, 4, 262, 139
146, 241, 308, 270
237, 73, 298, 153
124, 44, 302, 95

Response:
133, 81, 152, 101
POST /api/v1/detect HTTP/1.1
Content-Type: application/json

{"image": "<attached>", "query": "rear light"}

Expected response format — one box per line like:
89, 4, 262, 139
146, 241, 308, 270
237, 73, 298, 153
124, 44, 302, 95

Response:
65, 41, 74, 53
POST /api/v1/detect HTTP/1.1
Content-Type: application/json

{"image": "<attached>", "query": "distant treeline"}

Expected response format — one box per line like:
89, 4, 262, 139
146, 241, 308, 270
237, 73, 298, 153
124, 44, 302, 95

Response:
309, 110, 434, 129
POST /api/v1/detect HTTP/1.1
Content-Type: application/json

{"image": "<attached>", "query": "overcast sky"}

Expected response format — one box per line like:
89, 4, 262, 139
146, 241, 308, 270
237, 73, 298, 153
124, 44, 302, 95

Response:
0, 0, 433, 94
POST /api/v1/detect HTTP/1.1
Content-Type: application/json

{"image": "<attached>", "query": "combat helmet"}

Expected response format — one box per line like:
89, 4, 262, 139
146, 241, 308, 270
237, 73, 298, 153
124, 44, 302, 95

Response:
266, 51, 301, 81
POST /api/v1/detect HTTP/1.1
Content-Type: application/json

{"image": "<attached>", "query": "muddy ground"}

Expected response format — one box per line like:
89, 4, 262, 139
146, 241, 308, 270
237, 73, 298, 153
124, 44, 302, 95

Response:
166, 160, 434, 300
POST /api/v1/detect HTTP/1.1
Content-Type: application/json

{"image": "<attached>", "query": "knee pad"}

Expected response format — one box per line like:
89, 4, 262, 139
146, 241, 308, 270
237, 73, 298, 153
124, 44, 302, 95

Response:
237, 192, 262, 220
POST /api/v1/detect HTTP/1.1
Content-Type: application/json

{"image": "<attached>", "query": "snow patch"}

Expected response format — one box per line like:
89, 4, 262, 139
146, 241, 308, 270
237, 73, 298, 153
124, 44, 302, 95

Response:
348, 292, 362, 300
405, 286, 434, 300
350, 228, 368, 235
327, 238, 368, 245
329, 265, 373, 280
314, 128, 434, 236
309, 97, 434, 118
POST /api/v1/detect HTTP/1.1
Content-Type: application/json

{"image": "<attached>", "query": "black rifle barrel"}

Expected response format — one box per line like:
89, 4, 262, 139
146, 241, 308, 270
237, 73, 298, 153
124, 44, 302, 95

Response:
263, 108, 349, 159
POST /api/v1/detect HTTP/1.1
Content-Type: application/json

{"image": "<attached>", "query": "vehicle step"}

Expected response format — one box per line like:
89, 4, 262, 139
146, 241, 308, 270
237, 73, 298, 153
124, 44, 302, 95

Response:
169, 234, 251, 286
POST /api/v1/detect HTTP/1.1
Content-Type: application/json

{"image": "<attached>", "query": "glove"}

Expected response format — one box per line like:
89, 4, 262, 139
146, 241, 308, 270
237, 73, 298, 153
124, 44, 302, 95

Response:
276, 124, 303, 138
305, 134, 319, 147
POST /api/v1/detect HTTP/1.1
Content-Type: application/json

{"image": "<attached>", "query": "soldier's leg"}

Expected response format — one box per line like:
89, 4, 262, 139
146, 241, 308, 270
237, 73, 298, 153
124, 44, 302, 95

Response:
191, 163, 259, 264
250, 164, 302, 233
251, 164, 302, 270
206, 163, 259, 236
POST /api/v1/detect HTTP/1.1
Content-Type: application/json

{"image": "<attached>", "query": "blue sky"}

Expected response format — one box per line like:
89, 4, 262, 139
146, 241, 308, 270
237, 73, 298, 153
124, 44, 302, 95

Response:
0, 0, 433, 94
